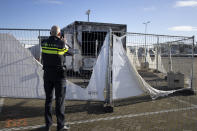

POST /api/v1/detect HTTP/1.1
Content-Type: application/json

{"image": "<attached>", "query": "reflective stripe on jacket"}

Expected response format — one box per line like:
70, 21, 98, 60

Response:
41, 36, 69, 79
41, 45, 68, 55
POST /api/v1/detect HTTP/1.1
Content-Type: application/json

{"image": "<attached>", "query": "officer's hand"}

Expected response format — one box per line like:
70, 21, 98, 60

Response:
65, 44, 69, 49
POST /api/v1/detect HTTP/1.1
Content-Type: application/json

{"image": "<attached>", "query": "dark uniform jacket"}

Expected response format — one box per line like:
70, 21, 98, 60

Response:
41, 36, 72, 80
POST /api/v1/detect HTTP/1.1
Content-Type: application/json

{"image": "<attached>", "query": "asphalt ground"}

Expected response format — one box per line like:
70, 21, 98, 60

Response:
0, 94, 197, 131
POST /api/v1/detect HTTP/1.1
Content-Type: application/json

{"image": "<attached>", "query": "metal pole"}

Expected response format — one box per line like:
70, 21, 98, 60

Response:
143, 21, 150, 65
104, 30, 114, 112
86, 10, 90, 22
169, 44, 172, 72
95, 40, 98, 58
144, 26, 147, 64
191, 36, 195, 90
73, 30, 76, 70
168, 43, 171, 72
156, 36, 159, 71
106, 29, 112, 105
38, 30, 41, 62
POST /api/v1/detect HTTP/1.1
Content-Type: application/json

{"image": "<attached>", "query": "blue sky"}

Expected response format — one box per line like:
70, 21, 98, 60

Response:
0, 0, 197, 37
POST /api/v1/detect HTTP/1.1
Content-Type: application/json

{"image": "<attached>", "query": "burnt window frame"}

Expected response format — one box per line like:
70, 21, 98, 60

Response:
82, 31, 107, 56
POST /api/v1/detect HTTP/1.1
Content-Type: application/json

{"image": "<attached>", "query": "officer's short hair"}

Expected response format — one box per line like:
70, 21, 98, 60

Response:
50, 25, 61, 36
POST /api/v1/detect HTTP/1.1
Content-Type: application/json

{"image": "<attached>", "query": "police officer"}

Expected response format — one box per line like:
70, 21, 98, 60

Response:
41, 25, 72, 131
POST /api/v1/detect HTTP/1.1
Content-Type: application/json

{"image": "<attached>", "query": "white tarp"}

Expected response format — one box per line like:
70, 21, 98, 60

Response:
0, 34, 45, 98
112, 35, 178, 100
146, 49, 156, 69
0, 33, 109, 101
127, 47, 140, 68
112, 35, 144, 99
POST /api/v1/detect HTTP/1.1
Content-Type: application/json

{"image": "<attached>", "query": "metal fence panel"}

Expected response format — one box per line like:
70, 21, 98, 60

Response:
125, 32, 195, 90
0, 28, 110, 101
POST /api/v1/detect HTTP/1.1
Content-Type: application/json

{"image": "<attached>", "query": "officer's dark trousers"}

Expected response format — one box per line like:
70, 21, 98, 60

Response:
44, 78, 66, 130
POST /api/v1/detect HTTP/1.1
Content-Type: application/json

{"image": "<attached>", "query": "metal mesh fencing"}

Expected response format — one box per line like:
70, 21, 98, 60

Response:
0, 28, 110, 101
126, 32, 195, 91
111, 32, 197, 130
63, 29, 108, 88
0, 28, 196, 96
0, 28, 50, 61
0, 28, 49, 99
0, 28, 195, 98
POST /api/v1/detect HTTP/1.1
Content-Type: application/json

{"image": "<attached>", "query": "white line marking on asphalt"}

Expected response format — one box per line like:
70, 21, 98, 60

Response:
0, 98, 4, 113
68, 106, 197, 125
0, 106, 197, 131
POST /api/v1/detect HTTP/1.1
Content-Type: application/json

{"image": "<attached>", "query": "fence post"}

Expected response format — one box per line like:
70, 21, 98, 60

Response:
73, 30, 76, 71
38, 30, 41, 62
104, 29, 113, 112
107, 29, 112, 104
95, 40, 98, 58
168, 43, 172, 72
156, 36, 159, 72
191, 36, 195, 90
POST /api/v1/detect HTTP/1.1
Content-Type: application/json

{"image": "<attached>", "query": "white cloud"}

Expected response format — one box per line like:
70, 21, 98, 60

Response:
35, 0, 63, 5
143, 6, 156, 11
168, 26, 197, 31
47, 0, 63, 4
175, 1, 197, 7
